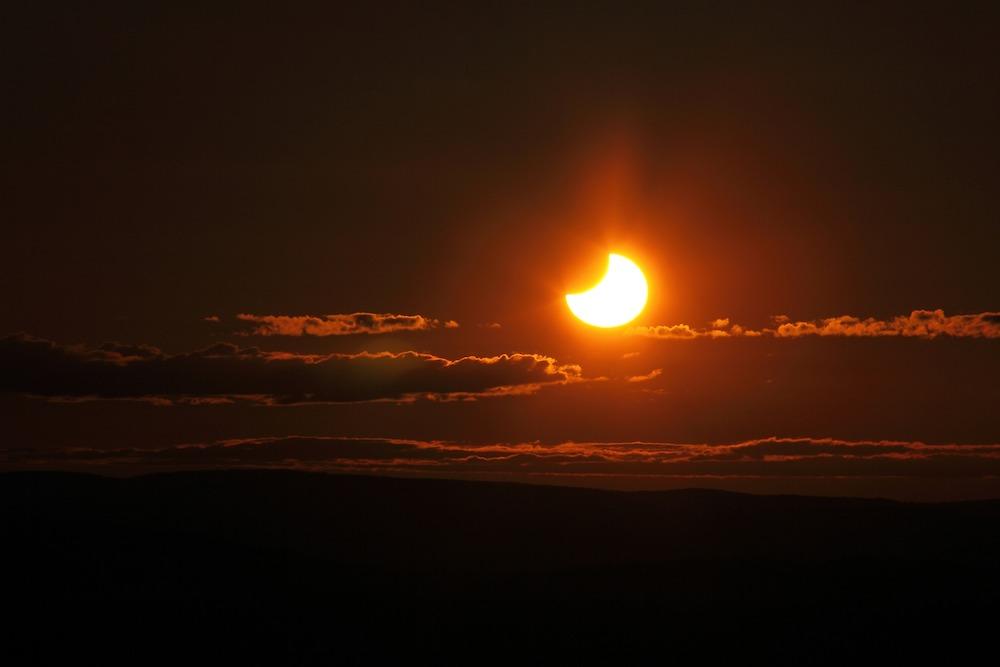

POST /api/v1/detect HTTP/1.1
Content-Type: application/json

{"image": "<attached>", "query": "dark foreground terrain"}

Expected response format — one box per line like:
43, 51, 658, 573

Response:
4, 470, 1000, 663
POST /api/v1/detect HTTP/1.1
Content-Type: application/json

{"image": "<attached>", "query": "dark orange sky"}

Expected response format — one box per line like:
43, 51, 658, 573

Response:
2, 3, 999, 500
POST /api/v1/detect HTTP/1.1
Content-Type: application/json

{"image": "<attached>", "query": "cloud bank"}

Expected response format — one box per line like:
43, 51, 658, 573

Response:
631, 310, 1000, 340
235, 313, 458, 336
0, 334, 580, 405
7, 435, 1000, 483
771, 310, 1000, 338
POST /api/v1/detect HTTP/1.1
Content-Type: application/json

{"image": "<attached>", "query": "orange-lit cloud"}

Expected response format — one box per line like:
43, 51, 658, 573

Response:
0, 334, 580, 405
10, 436, 1000, 491
630, 324, 704, 340
626, 368, 663, 383
771, 310, 1000, 338
631, 310, 1000, 340
235, 312, 459, 336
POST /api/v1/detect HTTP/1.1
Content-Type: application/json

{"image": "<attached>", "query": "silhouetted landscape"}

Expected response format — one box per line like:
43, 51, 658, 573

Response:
6, 469, 1000, 661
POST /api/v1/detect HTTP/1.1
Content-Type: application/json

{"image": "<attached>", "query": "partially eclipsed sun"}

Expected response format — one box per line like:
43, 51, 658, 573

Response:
566, 253, 648, 328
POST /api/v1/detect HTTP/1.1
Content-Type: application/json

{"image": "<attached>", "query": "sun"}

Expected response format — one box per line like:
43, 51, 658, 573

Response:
566, 253, 648, 327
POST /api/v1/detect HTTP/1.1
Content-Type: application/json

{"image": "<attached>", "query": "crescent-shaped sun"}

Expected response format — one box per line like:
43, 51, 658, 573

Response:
566, 253, 648, 328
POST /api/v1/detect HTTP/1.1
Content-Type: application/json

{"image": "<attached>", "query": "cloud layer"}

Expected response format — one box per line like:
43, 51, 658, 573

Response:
7, 435, 1000, 484
235, 313, 458, 336
0, 334, 579, 405
631, 310, 1000, 340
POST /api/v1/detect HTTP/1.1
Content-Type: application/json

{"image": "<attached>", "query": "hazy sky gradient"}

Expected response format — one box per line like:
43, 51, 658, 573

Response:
3, 3, 998, 499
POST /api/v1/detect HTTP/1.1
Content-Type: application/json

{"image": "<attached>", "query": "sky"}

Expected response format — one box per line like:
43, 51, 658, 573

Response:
3, 3, 999, 500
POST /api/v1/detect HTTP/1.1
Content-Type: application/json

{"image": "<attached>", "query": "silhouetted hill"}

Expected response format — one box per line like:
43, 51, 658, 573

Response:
5, 470, 1000, 662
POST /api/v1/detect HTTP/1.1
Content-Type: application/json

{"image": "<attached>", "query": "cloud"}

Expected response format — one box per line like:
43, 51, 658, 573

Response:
630, 310, 1000, 340
0, 334, 581, 405
626, 368, 663, 383
8, 436, 1000, 484
235, 312, 458, 336
772, 310, 1000, 338
203, 315, 221, 323
629, 324, 703, 340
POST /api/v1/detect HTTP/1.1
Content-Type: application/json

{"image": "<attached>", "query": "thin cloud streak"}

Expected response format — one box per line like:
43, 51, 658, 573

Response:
9, 435, 1000, 479
626, 368, 663, 383
631, 310, 1000, 340
235, 312, 459, 336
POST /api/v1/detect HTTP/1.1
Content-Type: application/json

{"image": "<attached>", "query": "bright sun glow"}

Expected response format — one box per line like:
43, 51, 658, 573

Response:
566, 253, 648, 328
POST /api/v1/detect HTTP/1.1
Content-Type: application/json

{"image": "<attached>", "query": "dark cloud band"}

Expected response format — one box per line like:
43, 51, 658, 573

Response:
0, 334, 580, 405
235, 312, 459, 336
7, 435, 1000, 483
